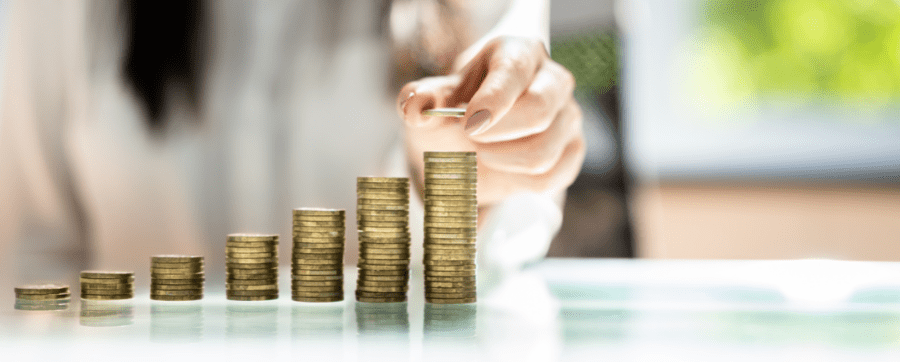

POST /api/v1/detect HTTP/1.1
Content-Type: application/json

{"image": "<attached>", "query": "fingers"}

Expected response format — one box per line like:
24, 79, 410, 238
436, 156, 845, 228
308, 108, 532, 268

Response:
396, 75, 460, 128
477, 136, 586, 205
452, 39, 546, 137
477, 100, 582, 175
467, 61, 576, 143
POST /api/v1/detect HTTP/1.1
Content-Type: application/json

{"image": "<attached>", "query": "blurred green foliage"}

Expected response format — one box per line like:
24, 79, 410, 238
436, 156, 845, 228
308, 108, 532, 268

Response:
551, 30, 618, 94
701, 0, 900, 101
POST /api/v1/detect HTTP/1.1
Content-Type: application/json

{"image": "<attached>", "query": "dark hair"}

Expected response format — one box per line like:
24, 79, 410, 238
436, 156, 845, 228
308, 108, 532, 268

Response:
122, 0, 204, 131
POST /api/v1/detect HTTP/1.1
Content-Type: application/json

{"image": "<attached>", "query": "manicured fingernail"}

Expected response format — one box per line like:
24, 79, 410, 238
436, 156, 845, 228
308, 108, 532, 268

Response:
399, 92, 415, 111
465, 110, 491, 136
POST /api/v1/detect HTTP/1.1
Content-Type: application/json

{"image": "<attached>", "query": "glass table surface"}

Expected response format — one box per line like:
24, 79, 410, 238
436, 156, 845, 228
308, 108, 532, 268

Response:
2, 258, 900, 361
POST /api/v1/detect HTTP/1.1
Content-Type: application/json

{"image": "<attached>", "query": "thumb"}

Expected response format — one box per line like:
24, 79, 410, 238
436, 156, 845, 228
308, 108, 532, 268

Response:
396, 75, 461, 127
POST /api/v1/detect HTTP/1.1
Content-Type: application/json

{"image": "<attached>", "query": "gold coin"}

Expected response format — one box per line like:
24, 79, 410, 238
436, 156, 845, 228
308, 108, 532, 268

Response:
81, 294, 133, 301
424, 158, 477, 164
292, 264, 341, 271
359, 231, 410, 239
227, 290, 279, 297
292, 296, 344, 302
357, 193, 408, 201
292, 269, 341, 276
292, 290, 343, 297
81, 282, 132, 290
291, 274, 343, 281
424, 151, 475, 157
292, 241, 343, 248
426, 286, 477, 293
293, 220, 345, 227
425, 207, 477, 214
424, 223, 478, 230
425, 276, 476, 282
357, 208, 409, 215
425, 281, 476, 288
151, 289, 203, 296
152, 283, 203, 290
426, 297, 476, 304
151, 255, 203, 263
359, 253, 410, 261
292, 208, 344, 216
425, 242, 476, 249
357, 197, 408, 205
356, 215, 408, 223
226, 284, 278, 291
358, 247, 410, 254
425, 211, 477, 218
357, 227, 409, 234
152, 278, 205, 285
225, 245, 279, 253
356, 205, 409, 212
357, 177, 409, 184
355, 275, 409, 283
16, 293, 70, 300
151, 265, 204, 273
290, 280, 342, 287
424, 269, 477, 277
426, 291, 477, 298
357, 222, 408, 230
359, 241, 411, 249
356, 296, 406, 303
227, 278, 277, 285
292, 216, 345, 222
421, 108, 466, 117
228, 233, 279, 241
80, 271, 133, 279
227, 266, 276, 274
356, 285, 408, 293
355, 290, 406, 298
358, 269, 409, 276
292, 257, 342, 264
80, 277, 130, 284
355, 263, 408, 271
226, 257, 278, 264
357, 280, 408, 287
291, 285, 343, 292
227, 295, 278, 301
358, 258, 408, 266
151, 295, 203, 301
293, 247, 343, 254
424, 169, 477, 176
226, 264, 278, 271
15, 284, 69, 295
425, 228, 476, 235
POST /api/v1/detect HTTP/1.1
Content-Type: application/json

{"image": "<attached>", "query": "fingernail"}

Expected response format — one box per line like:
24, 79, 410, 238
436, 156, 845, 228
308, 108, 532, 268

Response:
399, 92, 415, 112
465, 110, 491, 136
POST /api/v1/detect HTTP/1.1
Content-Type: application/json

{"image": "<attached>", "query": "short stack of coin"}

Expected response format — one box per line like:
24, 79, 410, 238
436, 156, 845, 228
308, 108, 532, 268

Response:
356, 177, 411, 303
151, 255, 204, 301
226, 234, 279, 301
80, 271, 135, 300
14, 284, 71, 310
423, 151, 477, 304
292, 208, 345, 302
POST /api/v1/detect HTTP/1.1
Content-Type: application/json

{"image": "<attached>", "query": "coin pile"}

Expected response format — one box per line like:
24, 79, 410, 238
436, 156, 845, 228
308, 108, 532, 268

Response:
355, 177, 411, 303
80, 271, 135, 300
292, 208, 345, 302
423, 151, 477, 304
226, 234, 279, 301
14, 284, 71, 310
151, 255, 204, 301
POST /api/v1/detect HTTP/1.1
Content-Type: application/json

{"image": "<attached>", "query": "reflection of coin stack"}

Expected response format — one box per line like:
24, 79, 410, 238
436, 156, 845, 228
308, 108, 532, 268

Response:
356, 177, 411, 303
424, 303, 477, 337
355, 302, 409, 334
226, 304, 278, 339
423, 151, 477, 304
292, 208, 345, 302
14, 284, 70, 311
150, 304, 203, 343
80, 271, 135, 300
226, 234, 279, 301
80, 300, 135, 327
151, 255, 204, 301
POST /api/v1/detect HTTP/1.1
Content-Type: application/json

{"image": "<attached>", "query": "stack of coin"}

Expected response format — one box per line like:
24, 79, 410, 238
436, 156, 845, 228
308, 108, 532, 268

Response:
292, 208, 345, 302
80, 271, 135, 300
356, 177, 411, 303
423, 151, 477, 304
226, 234, 279, 301
151, 255, 204, 301
14, 284, 71, 310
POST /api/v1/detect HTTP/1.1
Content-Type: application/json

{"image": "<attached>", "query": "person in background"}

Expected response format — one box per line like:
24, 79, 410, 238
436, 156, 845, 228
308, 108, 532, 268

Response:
0, 0, 583, 289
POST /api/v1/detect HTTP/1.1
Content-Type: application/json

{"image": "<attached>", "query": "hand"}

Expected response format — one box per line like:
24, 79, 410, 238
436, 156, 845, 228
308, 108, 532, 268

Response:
397, 36, 585, 206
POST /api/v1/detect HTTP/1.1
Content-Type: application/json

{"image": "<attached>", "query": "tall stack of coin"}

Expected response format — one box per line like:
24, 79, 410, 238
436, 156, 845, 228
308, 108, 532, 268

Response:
80, 271, 135, 300
151, 255, 204, 301
14, 284, 71, 310
356, 177, 411, 303
423, 151, 477, 304
226, 234, 279, 301
292, 208, 345, 302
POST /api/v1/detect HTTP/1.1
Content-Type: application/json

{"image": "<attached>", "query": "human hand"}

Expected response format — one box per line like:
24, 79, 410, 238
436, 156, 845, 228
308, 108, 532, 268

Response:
397, 36, 585, 206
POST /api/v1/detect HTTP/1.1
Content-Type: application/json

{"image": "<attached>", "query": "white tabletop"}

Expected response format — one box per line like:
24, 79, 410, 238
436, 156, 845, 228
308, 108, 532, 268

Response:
3, 258, 900, 361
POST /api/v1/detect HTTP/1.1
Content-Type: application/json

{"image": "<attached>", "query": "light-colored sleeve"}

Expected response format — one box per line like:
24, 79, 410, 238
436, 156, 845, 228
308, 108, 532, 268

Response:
0, 0, 90, 287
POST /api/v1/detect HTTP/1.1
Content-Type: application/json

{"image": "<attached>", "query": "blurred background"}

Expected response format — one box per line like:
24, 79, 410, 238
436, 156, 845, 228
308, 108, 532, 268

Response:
550, 0, 900, 261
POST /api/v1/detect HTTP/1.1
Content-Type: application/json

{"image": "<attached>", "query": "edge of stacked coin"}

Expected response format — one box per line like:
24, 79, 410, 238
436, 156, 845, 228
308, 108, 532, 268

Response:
292, 208, 345, 302
356, 177, 411, 303
14, 284, 70, 311
151, 255, 204, 301
80, 271, 135, 300
423, 151, 477, 304
226, 234, 279, 301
